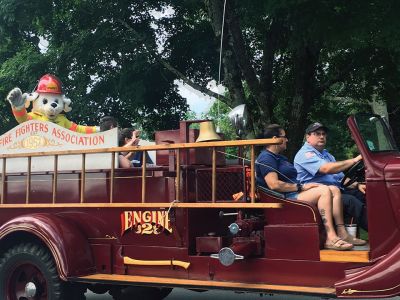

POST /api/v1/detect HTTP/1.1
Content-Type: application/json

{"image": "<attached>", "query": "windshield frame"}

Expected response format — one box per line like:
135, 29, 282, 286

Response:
354, 113, 398, 153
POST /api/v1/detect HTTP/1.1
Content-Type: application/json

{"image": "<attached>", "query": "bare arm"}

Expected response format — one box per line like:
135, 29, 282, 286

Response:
265, 172, 320, 192
319, 154, 362, 174
344, 180, 366, 194
119, 154, 132, 168
120, 130, 140, 157
265, 172, 298, 192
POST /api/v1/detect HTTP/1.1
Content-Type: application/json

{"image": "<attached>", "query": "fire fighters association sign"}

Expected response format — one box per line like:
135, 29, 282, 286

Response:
121, 210, 172, 236
0, 120, 118, 172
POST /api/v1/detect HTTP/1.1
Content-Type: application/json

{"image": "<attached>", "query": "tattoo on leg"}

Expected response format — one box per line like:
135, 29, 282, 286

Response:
320, 209, 325, 217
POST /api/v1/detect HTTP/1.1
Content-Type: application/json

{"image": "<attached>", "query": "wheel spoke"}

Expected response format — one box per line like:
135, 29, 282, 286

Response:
1, 243, 71, 300
8, 264, 47, 300
16, 290, 26, 299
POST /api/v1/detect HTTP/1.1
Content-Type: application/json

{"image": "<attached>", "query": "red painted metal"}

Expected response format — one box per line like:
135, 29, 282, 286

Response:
155, 121, 225, 166
264, 224, 321, 260
230, 237, 259, 257
336, 244, 400, 298
196, 236, 229, 254
0, 214, 95, 279
1, 114, 400, 298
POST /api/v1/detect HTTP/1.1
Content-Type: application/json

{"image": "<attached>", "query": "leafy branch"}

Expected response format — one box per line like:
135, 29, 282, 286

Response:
117, 19, 231, 104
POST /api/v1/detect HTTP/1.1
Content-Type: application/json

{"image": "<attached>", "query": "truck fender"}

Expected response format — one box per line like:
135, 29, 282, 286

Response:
336, 243, 400, 298
0, 213, 95, 280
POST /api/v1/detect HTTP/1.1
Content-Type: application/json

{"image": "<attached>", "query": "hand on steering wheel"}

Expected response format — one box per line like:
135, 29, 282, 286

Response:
341, 159, 365, 188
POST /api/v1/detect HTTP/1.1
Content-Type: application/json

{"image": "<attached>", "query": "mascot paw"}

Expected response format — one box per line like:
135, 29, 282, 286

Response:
7, 88, 26, 109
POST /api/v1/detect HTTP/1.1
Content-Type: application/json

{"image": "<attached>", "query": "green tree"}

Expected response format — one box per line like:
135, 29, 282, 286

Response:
0, 0, 188, 136
2, 0, 400, 159
201, 100, 236, 141
200, 0, 400, 157
201, 100, 244, 160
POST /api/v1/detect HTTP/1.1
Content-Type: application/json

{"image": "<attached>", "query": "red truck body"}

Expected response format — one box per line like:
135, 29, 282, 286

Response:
0, 114, 399, 300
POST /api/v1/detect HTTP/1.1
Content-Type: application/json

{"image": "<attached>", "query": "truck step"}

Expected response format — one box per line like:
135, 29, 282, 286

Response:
320, 246, 370, 263
75, 274, 335, 296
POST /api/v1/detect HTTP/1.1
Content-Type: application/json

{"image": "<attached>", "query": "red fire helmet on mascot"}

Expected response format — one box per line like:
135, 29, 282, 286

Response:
36, 74, 63, 94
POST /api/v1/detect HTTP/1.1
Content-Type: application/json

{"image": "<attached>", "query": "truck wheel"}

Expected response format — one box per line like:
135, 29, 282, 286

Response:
0, 242, 76, 300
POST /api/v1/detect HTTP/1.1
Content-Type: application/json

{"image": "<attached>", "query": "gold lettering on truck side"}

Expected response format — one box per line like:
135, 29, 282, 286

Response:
121, 210, 172, 236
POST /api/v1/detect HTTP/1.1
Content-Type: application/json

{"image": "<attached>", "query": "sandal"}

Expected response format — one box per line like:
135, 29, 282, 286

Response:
341, 234, 367, 246
324, 238, 353, 251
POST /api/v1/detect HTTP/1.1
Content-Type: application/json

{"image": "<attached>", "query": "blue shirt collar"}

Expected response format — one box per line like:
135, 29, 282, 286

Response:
303, 142, 329, 156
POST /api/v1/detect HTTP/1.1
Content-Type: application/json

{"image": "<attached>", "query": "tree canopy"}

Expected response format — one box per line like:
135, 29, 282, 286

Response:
1, 0, 400, 159
0, 0, 188, 133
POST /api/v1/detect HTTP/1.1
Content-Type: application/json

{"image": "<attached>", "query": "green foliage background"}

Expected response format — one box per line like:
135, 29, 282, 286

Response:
1, 0, 400, 160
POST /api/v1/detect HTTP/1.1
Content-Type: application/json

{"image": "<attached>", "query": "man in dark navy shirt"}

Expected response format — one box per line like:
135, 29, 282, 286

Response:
256, 149, 299, 199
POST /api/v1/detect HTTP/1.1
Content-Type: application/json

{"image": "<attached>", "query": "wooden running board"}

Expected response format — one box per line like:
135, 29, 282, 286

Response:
320, 249, 369, 263
75, 274, 335, 296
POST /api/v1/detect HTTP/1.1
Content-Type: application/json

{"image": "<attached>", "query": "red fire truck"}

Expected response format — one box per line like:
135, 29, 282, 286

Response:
0, 113, 399, 300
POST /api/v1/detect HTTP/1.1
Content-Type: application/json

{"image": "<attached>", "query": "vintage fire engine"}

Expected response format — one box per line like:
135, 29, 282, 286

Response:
0, 113, 399, 300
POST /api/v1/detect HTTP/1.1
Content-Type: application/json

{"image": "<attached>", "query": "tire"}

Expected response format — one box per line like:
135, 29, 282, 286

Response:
0, 242, 84, 300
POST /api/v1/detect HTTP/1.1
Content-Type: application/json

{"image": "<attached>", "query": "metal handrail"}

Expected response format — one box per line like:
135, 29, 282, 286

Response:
110, 152, 115, 203
52, 155, 58, 204
141, 151, 147, 203
0, 138, 282, 206
0, 138, 280, 158
1, 158, 5, 204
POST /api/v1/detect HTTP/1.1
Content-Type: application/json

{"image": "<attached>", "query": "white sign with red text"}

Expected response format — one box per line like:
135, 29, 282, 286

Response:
0, 120, 118, 172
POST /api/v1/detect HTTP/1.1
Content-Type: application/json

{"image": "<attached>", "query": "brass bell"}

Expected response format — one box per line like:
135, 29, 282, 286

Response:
195, 121, 221, 142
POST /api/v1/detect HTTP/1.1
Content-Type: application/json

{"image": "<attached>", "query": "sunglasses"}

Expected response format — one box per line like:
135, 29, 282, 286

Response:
311, 131, 327, 137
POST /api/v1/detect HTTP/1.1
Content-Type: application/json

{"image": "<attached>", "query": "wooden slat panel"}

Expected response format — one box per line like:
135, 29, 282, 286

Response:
1, 158, 5, 204
0, 138, 283, 159
26, 156, 31, 204
109, 152, 115, 203
0, 202, 282, 209
250, 145, 255, 203
80, 153, 86, 203
175, 149, 180, 201
52, 155, 58, 204
320, 250, 369, 263
75, 274, 335, 295
212, 147, 216, 203
141, 151, 147, 203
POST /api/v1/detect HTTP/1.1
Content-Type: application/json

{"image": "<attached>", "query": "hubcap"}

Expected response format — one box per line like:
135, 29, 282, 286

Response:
8, 263, 47, 300
25, 282, 37, 298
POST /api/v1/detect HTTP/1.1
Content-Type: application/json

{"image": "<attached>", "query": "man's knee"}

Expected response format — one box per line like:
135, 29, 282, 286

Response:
341, 194, 362, 211
343, 189, 366, 204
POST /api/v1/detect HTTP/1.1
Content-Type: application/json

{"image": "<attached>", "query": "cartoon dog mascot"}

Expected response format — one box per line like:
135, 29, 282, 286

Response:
6, 74, 99, 133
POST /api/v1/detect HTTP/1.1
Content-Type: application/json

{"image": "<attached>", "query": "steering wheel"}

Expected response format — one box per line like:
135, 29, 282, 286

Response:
341, 160, 365, 188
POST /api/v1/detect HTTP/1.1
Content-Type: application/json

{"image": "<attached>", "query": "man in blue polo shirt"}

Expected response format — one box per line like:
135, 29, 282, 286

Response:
294, 122, 367, 230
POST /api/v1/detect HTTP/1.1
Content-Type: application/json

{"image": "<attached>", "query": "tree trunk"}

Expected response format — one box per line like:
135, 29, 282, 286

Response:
212, 0, 277, 135
259, 16, 284, 124
286, 45, 320, 160
206, 0, 268, 136
205, 0, 246, 108
224, 2, 270, 123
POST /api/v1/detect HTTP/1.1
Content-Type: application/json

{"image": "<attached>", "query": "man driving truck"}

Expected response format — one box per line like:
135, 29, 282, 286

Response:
294, 122, 368, 231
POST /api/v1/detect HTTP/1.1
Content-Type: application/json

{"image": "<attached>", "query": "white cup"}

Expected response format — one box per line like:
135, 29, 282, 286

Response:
345, 224, 357, 238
